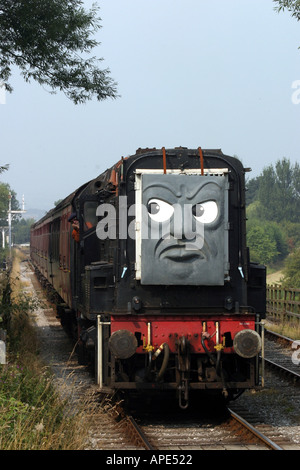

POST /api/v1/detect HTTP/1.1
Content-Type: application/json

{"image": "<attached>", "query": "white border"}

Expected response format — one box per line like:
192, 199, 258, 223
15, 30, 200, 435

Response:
134, 168, 229, 280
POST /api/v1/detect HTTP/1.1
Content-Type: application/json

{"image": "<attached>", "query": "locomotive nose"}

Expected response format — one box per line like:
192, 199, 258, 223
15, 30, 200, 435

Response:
233, 329, 262, 359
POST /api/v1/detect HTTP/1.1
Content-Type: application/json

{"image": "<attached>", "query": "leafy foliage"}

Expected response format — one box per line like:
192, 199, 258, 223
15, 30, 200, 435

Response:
274, 0, 300, 21
283, 248, 300, 287
245, 175, 261, 206
246, 158, 300, 285
256, 159, 300, 224
0, 164, 9, 174
0, 0, 118, 103
0, 182, 20, 226
0, 296, 85, 449
13, 218, 35, 244
247, 225, 277, 264
247, 219, 288, 265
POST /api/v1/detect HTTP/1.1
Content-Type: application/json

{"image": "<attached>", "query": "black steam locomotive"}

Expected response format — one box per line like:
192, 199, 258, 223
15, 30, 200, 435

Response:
30, 147, 266, 408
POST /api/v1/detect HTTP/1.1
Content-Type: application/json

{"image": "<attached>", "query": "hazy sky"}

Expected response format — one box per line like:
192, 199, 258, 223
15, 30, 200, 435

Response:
1, 0, 299, 214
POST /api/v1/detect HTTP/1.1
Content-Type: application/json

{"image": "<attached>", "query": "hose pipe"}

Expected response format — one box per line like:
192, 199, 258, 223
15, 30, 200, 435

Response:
201, 335, 216, 366
154, 343, 170, 382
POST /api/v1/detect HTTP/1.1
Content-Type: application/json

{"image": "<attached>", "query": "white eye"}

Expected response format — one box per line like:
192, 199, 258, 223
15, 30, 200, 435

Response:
192, 201, 218, 224
147, 198, 174, 222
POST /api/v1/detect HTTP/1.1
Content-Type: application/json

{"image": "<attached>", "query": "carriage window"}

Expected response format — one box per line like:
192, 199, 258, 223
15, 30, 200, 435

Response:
83, 201, 98, 231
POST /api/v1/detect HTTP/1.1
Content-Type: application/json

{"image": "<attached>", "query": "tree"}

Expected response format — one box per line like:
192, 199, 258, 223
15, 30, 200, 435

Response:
246, 157, 299, 271
247, 219, 288, 265
274, 0, 300, 21
0, 0, 118, 104
257, 158, 300, 223
13, 217, 35, 244
0, 183, 20, 227
247, 224, 278, 265
283, 248, 300, 287
284, 221, 300, 251
245, 176, 262, 206
0, 164, 9, 174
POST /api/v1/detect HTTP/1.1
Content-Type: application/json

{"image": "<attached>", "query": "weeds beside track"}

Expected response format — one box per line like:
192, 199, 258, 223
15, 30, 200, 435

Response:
0, 248, 91, 450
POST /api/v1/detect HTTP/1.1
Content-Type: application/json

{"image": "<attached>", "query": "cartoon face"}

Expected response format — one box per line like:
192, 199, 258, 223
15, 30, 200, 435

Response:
136, 173, 229, 285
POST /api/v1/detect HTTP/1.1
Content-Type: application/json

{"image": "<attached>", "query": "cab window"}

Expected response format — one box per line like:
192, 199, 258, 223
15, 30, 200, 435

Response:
83, 201, 98, 231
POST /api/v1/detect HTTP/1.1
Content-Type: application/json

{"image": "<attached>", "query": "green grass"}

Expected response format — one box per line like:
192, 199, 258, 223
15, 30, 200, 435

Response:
265, 319, 300, 340
0, 363, 83, 450
0, 249, 91, 450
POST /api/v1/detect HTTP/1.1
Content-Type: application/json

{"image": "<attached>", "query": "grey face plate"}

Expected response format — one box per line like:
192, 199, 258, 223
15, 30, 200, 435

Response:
136, 172, 229, 286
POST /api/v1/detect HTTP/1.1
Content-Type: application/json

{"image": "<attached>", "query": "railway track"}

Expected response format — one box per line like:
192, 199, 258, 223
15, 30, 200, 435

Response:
263, 329, 300, 382
123, 406, 288, 450
121, 327, 300, 451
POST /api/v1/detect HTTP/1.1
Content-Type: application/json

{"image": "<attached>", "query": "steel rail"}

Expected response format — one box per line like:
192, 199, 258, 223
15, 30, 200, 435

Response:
264, 357, 300, 380
263, 329, 300, 381
228, 408, 283, 450
265, 328, 294, 345
126, 416, 155, 450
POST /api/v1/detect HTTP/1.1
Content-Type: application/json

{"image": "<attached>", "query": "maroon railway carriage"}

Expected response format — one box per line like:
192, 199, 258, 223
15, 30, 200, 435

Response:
30, 148, 266, 408
30, 193, 74, 309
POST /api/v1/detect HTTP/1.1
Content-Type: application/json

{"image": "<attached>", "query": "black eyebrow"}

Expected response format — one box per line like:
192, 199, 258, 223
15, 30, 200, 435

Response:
143, 183, 182, 198
187, 181, 223, 200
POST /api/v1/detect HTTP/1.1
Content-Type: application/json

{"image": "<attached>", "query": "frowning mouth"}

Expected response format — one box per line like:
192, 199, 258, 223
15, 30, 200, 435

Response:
159, 245, 204, 262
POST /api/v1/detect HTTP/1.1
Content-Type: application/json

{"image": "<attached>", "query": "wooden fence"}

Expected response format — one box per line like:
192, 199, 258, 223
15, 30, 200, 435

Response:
266, 285, 300, 322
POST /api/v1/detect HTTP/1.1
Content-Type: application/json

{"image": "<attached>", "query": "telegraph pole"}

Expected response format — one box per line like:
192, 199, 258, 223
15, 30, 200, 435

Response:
8, 193, 26, 255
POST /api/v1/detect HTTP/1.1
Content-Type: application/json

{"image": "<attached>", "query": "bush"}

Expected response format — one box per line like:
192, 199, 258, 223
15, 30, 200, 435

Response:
283, 248, 300, 288
247, 219, 288, 265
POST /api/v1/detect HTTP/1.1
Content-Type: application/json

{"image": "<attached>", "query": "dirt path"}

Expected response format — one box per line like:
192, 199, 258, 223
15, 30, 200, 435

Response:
19, 258, 96, 401
267, 270, 283, 285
